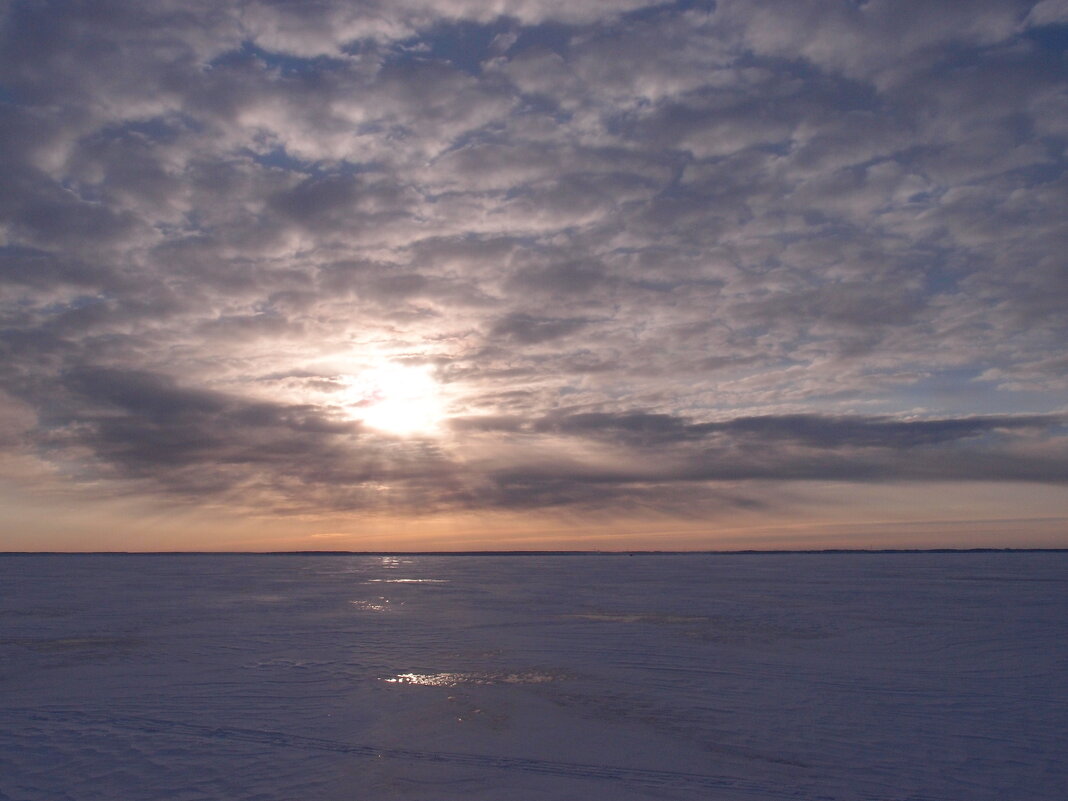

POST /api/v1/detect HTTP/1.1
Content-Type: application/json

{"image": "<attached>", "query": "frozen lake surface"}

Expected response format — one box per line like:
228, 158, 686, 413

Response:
1, 552, 1065, 800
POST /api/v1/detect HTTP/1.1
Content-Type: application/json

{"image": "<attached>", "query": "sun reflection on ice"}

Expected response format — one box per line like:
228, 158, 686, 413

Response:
351, 598, 391, 612
383, 670, 561, 687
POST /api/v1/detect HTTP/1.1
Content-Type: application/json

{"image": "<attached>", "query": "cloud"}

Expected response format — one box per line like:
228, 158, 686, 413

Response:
0, 0, 1066, 539
27, 366, 471, 514
474, 411, 1068, 509
489, 312, 592, 344
4, 356, 1067, 518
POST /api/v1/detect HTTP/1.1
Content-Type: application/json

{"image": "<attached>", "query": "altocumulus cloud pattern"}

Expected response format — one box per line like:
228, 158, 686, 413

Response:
0, 0, 1066, 541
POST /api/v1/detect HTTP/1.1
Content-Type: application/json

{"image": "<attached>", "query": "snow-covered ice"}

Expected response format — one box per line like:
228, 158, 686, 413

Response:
1, 552, 1065, 800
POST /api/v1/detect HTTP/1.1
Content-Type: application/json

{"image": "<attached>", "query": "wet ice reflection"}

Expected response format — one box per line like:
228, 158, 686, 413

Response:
350, 599, 391, 612
383, 670, 561, 687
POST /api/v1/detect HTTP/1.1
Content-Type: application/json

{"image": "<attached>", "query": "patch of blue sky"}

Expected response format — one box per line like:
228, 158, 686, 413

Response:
1003, 159, 1068, 186
919, 258, 965, 296
38, 293, 111, 318
385, 18, 579, 76
209, 42, 350, 76
733, 52, 883, 113
510, 22, 573, 58
883, 368, 1061, 416
57, 179, 106, 203
1024, 22, 1068, 53
91, 114, 201, 144
242, 146, 382, 177
932, 28, 1068, 80
385, 19, 512, 75
621, 0, 716, 23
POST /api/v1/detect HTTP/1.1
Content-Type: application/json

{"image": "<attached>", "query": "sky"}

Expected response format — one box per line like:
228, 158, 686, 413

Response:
1, 0, 1067, 552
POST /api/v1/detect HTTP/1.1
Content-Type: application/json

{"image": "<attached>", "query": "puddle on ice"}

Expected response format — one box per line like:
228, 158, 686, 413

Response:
382, 670, 562, 687
350, 599, 391, 611
378, 557, 414, 569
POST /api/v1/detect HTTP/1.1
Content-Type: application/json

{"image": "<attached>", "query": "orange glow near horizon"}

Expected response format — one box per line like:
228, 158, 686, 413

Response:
3, 477, 1066, 553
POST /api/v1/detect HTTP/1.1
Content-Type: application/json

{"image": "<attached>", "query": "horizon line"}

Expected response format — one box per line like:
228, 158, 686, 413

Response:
2, 548, 1066, 556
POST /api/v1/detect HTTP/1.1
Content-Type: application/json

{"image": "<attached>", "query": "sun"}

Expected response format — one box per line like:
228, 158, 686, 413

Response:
339, 363, 445, 436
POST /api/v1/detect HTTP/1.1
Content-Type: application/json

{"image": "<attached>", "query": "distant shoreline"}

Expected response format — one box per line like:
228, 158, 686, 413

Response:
2, 548, 1066, 556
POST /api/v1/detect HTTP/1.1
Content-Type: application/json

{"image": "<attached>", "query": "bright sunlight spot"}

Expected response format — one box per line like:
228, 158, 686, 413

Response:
340, 363, 445, 436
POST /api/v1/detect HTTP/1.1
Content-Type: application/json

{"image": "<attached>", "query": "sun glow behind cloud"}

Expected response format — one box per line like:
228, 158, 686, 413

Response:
338, 364, 446, 436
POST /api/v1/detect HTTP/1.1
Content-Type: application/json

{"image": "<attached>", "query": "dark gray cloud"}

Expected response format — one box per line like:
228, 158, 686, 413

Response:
475, 411, 1068, 509
32, 366, 467, 513
532, 411, 1062, 447
1, 0, 1066, 539
490, 312, 592, 344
